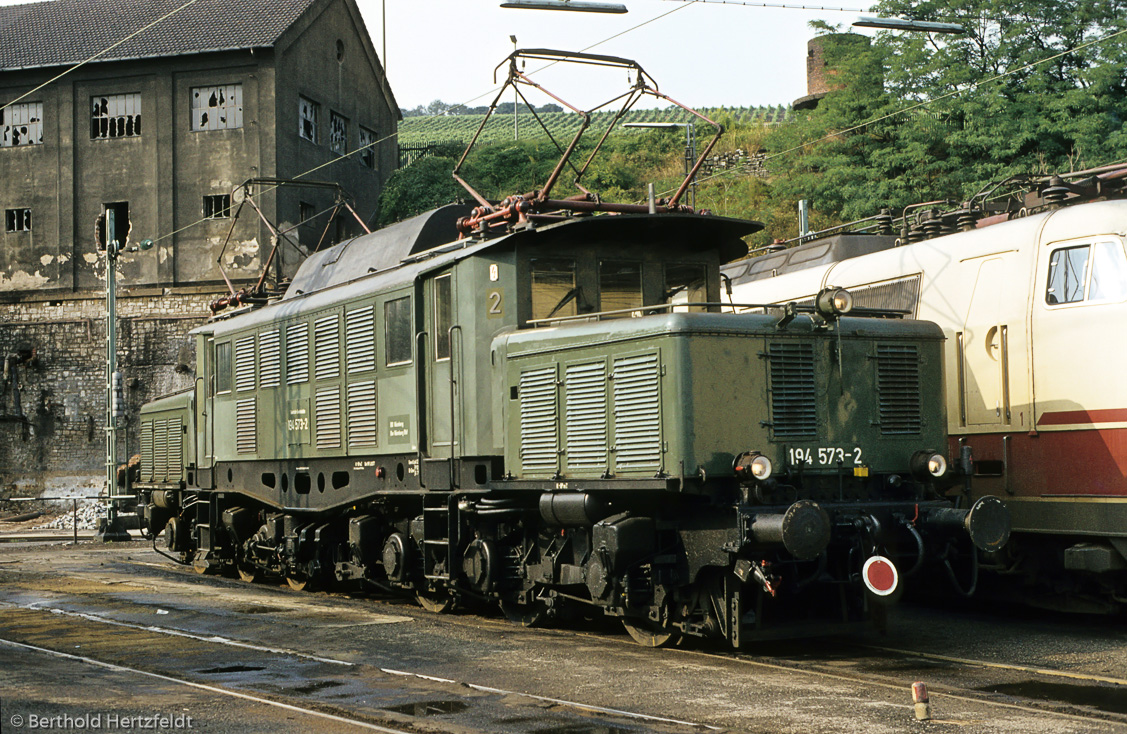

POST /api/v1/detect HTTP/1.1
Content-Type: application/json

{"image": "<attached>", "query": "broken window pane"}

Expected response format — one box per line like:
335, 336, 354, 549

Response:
299, 96, 319, 143
91, 93, 141, 139
204, 194, 231, 219
5, 208, 31, 232
1, 101, 43, 147
359, 126, 376, 168
330, 111, 348, 154
191, 84, 243, 131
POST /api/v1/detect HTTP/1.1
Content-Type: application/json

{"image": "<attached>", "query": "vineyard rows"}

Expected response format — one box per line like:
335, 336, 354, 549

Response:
398, 106, 791, 145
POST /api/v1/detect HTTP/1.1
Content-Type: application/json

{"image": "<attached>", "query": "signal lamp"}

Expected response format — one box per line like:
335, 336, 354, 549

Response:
734, 451, 773, 483
911, 450, 948, 480
815, 286, 853, 318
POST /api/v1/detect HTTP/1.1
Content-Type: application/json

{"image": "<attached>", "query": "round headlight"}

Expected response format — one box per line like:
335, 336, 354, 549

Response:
815, 287, 854, 317
750, 454, 773, 480
910, 450, 949, 481
927, 453, 947, 478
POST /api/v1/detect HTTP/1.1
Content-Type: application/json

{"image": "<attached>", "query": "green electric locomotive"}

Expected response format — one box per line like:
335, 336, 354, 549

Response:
137, 203, 1009, 646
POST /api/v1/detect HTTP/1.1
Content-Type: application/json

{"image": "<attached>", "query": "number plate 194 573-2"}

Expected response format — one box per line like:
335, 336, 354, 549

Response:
788, 447, 863, 466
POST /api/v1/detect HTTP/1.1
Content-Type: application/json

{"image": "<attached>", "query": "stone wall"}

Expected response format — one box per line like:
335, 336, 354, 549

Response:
0, 291, 210, 493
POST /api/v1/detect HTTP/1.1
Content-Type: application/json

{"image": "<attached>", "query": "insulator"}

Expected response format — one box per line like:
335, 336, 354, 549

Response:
876, 209, 893, 235
954, 209, 979, 231
1042, 176, 1070, 206
112, 371, 126, 419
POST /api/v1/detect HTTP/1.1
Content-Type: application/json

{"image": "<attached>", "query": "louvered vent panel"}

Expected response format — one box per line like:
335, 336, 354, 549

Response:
315, 315, 340, 380
564, 361, 608, 471
167, 419, 183, 479
286, 324, 309, 384
235, 398, 256, 454
519, 367, 558, 474
234, 336, 256, 392
152, 418, 168, 480
347, 381, 377, 447
769, 342, 817, 439
612, 353, 662, 470
849, 275, 922, 316
316, 388, 342, 450
140, 421, 153, 481
345, 306, 376, 374
259, 330, 281, 388
877, 344, 922, 435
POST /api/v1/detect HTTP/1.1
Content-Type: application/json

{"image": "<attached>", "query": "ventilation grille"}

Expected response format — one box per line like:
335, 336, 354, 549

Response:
286, 323, 309, 384
315, 387, 342, 449
612, 353, 662, 470
234, 336, 256, 392
347, 380, 377, 447
565, 361, 608, 471
259, 330, 281, 388
849, 275, 922, 316
345, 306, 375, 374
152, 419, 168, 479
235, 398, 256, 454
769, 342, 817, 439
315, 315, 340, 380
876, 343, 922, 435
519, 366, 559, 475
140, 421, 153, 481
166, 419, 183, 479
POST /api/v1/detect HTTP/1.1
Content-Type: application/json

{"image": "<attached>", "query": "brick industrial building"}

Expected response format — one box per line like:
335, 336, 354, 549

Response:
0, 0, 399, 492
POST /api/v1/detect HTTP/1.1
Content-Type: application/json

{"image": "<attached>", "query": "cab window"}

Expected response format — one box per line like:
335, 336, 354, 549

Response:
214, 341, 232, 393
531, 258, 578, 320
664, 263, 708, 311
599, 260, 642, 314
385, 296, 412, 366
434, 274, 452, 360
1046, 239, 1127, 305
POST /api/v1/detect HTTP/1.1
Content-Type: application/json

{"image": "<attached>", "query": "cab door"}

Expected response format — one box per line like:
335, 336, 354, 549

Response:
425, 272, 456, 459
961, 256, 1013, 427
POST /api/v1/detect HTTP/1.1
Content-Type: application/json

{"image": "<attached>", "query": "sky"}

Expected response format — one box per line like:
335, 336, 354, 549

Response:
356, 0, 878, 112
0, 0, 879, 111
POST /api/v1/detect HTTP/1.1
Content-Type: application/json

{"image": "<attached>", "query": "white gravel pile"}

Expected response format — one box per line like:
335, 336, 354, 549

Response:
33, 502, 110, 531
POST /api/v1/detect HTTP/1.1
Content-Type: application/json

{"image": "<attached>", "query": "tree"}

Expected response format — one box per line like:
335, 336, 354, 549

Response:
763, 0, 1127, 223
375, 156, 463, 226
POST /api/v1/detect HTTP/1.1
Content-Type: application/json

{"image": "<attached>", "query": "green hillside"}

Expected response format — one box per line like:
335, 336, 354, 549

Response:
398, 106, 791, 146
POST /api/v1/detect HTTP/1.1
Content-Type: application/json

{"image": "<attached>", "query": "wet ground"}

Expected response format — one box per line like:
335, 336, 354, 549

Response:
0, 541, 1125, 733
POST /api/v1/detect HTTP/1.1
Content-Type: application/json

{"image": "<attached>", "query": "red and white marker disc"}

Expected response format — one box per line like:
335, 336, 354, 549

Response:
862, 555, 899, 596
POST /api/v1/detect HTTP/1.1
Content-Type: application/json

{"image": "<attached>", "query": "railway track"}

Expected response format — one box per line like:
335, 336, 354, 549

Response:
1, 543, 1124, 734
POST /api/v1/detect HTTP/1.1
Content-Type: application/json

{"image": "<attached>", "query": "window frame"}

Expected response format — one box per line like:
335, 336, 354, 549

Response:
91, 93, 142, 140
1, 101, 43, 147
190, 84, 243, 132
5, 208, 31, 232
384, 296, 413, 367
299, 96, 319, 143
358, 126, 376, 168
214, 341, 233, 394
329, 111, 348, 155
1044, 237, 1127, 307
203, 194, 231, 219
434, 274, 453, 361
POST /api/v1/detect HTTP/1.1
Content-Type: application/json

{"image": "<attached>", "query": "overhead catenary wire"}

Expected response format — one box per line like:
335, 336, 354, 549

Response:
150, 0, 704, 246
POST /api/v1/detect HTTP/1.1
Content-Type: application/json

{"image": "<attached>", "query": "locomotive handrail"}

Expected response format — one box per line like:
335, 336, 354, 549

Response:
448, 324, 463, 490
414, 329, 429, 490
526, 301, 910, 327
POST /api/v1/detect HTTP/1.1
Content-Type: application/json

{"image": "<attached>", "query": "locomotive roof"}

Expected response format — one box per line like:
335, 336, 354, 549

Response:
201, 207, 762, 337
501, 311, 945, 355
